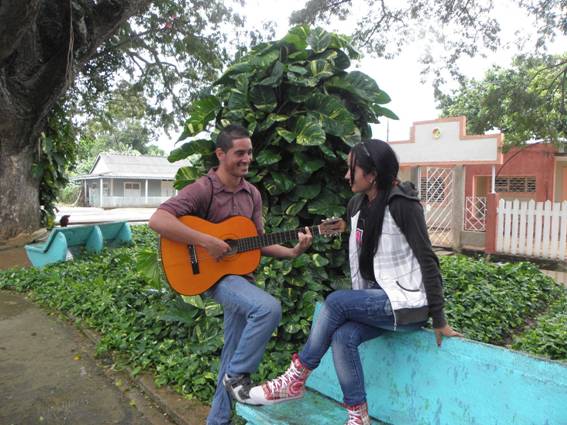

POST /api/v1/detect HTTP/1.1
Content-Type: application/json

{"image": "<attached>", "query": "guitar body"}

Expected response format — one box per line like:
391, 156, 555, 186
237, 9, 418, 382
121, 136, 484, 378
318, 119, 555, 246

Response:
160, 215, 261, 295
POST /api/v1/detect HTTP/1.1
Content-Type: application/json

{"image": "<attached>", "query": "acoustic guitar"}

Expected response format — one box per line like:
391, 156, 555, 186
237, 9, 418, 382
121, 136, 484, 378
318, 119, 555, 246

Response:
160, 215, 345, 295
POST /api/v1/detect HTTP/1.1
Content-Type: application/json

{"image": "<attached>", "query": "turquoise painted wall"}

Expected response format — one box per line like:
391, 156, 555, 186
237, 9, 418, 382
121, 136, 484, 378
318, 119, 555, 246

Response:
308, 304, 567, 425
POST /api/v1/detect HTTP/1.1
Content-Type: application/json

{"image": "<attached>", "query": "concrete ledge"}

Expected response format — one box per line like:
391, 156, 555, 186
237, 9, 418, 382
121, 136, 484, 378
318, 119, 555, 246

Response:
239, 303, 567, 425
236, 391, 386, 425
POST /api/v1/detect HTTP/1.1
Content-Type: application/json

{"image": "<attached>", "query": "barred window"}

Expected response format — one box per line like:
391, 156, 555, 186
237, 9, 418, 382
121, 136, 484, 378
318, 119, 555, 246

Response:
420, 176, 446, 201
494, 177, 536, 193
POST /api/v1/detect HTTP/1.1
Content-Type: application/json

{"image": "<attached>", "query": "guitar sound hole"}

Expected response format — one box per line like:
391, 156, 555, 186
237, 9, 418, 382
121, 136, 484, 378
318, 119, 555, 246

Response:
225, 239, 238, 256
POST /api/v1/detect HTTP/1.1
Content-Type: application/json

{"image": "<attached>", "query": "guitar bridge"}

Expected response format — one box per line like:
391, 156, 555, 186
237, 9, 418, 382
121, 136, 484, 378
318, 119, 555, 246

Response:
188, 245, 200, 275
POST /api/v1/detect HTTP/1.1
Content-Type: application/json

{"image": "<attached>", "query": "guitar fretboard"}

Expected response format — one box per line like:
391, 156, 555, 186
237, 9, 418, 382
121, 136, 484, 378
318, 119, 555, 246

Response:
236, 225, 321, 252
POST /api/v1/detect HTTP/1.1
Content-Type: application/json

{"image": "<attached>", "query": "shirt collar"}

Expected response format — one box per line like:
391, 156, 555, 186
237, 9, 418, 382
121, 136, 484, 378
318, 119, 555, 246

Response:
207, 167, 252, 194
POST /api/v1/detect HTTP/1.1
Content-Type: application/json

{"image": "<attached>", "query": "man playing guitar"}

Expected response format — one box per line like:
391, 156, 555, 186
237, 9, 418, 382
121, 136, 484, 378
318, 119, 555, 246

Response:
149, 124, 313, 425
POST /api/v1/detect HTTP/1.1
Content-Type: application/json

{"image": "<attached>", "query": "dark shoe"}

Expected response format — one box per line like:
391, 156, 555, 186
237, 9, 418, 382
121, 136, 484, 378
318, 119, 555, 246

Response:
222, 373, 259, 405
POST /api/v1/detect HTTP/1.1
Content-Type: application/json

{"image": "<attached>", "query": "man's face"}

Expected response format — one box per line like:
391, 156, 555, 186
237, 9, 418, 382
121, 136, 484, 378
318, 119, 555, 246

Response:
217, 137, 253, 178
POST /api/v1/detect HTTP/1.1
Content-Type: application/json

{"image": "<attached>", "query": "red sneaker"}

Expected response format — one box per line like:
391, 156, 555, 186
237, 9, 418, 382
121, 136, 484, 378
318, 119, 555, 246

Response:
247, 353, 311, 405
344, 402, 371, 425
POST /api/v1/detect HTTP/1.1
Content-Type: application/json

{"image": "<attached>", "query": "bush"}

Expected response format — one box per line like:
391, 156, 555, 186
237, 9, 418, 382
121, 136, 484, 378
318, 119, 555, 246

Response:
512, 294, 567, 360
58, 184, 80, 205
441, 255, 566, 348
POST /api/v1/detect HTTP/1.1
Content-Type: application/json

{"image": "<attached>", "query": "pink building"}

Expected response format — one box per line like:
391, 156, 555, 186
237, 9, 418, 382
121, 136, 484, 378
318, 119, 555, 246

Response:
387, 117, 567, 260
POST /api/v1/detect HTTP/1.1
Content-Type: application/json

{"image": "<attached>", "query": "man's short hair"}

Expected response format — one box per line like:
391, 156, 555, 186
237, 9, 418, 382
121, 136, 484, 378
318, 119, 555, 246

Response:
216, 124, 250, 152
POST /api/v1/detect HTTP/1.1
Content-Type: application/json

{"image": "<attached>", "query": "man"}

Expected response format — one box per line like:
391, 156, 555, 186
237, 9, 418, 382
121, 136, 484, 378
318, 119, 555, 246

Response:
149, 124, 312, 425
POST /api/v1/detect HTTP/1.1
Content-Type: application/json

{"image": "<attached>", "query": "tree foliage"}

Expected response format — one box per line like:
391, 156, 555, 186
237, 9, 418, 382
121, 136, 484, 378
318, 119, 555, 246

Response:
169, 25, 397, 349
0, 0, 262, 239
74, 83, 165, 175
438, 54, 567, 145
289, 0, 567, 93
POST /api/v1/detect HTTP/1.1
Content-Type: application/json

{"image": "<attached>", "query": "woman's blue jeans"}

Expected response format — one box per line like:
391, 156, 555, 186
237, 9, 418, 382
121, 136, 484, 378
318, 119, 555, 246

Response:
204, 275, 282, 425
298, 289, 424, 406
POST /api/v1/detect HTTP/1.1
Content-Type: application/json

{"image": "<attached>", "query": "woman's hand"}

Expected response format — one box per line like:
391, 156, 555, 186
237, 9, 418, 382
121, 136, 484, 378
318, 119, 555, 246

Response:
434, 324, 463, 347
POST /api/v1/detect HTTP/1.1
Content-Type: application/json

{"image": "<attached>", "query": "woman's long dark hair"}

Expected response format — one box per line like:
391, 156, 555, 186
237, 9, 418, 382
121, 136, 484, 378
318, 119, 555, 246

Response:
349, 139, 399, 279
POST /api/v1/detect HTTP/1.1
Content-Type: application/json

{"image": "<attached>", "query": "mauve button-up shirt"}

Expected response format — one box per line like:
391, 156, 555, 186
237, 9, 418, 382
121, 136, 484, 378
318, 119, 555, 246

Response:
158, 168, 264, 235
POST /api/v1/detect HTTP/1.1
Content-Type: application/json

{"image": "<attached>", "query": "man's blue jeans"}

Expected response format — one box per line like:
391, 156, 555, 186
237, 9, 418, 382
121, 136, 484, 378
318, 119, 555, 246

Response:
204, 275, 281, 425
298, 289, 424, 406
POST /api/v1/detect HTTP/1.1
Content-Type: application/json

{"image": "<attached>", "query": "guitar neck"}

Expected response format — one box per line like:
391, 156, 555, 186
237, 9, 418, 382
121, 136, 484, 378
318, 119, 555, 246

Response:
237, 224, 322, 253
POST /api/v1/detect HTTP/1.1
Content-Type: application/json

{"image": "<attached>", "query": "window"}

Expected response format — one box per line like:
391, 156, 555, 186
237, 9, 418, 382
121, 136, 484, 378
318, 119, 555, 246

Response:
494, 177, 536, 193
420, 176, 446, 201
124, 182, 141, 197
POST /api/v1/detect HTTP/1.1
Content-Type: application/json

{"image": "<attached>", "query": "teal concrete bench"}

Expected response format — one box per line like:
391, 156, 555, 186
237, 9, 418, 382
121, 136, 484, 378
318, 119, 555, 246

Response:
237, 303, 567, 425
24, 221, 132, 268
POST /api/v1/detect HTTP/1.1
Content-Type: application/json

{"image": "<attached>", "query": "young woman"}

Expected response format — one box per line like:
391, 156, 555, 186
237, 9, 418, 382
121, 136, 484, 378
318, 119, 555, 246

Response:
246, 139, 462, 424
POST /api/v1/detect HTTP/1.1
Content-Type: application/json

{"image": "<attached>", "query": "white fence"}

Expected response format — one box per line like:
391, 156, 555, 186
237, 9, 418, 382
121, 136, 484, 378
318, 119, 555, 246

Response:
496, 199, 567, 260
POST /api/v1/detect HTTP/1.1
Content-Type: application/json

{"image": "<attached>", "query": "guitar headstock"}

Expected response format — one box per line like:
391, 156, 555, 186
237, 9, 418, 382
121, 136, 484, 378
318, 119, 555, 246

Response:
319, 217, 346, 237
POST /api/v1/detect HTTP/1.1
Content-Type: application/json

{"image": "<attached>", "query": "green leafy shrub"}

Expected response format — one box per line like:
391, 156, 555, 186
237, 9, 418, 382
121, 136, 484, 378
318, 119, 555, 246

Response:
167, 25, 396, 374
441, 255, 566, 347
1, 229, 566, 408
512, 294, 567, 360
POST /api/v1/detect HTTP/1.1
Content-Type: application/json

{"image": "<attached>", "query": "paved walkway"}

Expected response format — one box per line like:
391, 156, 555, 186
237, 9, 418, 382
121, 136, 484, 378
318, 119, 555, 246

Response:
0, 222, 210, 425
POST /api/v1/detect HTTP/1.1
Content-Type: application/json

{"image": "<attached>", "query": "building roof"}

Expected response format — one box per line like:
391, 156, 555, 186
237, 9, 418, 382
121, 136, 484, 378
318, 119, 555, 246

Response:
75, 153, 192, 180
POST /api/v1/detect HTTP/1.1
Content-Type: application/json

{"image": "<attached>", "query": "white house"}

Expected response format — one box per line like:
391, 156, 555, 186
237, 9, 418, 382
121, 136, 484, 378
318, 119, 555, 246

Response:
74, 153, 190, 208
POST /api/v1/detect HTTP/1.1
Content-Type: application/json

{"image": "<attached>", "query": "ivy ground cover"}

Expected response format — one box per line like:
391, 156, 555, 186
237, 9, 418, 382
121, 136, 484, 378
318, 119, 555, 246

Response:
1, 226, 565, 405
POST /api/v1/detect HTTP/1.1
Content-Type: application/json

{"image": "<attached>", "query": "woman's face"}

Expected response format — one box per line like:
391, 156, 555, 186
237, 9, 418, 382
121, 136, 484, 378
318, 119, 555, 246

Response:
345, 153, 376, 194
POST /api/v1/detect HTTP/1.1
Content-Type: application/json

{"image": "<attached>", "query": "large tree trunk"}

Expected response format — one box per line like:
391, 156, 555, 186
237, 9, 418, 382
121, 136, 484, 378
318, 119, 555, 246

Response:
0, 144, 41, 240
0, 0, 151, 241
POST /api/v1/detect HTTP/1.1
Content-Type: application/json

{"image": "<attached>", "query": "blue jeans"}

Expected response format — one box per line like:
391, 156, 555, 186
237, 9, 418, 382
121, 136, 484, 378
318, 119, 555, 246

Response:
204, 275, 282, 425
299, 289, 424, 406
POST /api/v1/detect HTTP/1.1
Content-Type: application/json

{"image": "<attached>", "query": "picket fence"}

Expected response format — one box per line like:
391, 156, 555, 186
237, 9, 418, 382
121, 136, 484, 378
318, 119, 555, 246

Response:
496, 199, 567, 260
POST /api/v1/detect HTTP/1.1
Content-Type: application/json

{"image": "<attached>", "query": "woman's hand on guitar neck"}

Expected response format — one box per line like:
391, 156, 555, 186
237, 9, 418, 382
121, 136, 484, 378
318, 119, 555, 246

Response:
202, 235, 231, 261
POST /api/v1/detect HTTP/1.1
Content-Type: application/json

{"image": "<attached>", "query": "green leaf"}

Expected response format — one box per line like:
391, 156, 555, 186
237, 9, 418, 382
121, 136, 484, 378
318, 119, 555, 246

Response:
287, 72, 320, 87
372, 105, 399, 120
259, 61, 285, 86
227, 74, 250, 114
293, 183, 322, 200
308, 189, 346, 217
266, 171, 295, 195
294, 115, 326, 146
286, 85, 313, 103
288, 65, 308, 75
329, 33, 360, 59
334, 50, 351, 70
285, 199, 307, 216
294, 152, 325, 173
282, 25, 310, 51
173, 165, 204, 189
135, 249, 162, 289
309, 59, 334, 79
307, 28, 332, 53
288, 50, 310, 61
178, 96, 221, 141
318, 144, 337, 158
276, 127, 296, 143
312, 253, 330, 267
257, 113, 289, 132
325, 71, 392, 108
168, 139, 214, 162
250, 48, 280, 69
256, 149, 281, 166
306, 93, 356, 137
250, 86, 277, 112
341, 128, 362, 147
214, 62, 254, 85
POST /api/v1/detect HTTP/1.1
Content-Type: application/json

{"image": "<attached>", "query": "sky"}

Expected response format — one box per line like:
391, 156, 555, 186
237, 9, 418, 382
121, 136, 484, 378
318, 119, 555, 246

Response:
155, 0, 566, 153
